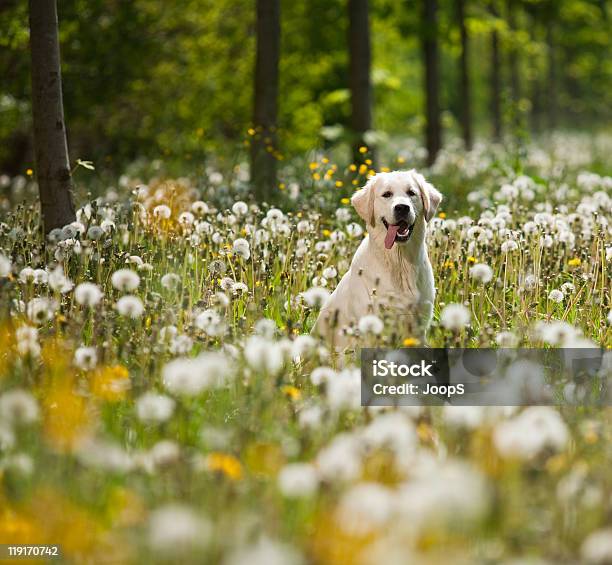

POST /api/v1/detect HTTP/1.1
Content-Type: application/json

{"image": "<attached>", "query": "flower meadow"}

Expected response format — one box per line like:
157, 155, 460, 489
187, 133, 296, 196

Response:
0, 135, 611, 564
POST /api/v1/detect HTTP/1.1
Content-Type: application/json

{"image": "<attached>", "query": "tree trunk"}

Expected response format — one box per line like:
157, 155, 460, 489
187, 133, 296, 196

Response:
422, 0, 441, 166
457, 0, 472, 150
490, 26, 502, 140
507, 0, 521, 130
546, 21, 557, 130
250, 0, 280, 202
530, 77, 542, 132
29, 0, 76, 233
348, 0, 373, 164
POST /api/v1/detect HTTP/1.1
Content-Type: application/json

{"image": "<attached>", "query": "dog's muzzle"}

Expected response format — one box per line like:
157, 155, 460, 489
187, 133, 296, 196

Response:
382, 217, 415, 249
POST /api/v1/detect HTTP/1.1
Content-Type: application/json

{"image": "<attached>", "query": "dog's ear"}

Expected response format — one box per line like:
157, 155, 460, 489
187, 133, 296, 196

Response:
413, 171, 442, 222
351, 176, 377, 227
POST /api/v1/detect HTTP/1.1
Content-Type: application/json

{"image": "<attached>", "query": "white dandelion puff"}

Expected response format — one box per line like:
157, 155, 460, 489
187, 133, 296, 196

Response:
148, 505, 211, 552
0, 254, 11, 277
358, 314, 384, 335
277, 463, 319, 497
301, 287, 330, 308
74, 346, 97, 370
440, 303, 471, 331
469, 263, 493, 284
136, 392, 176, 424
111, 269, 140, 292
548, 289, 564, 303
74, 282, 103, 307
232, 238, 251, 260
0, 389, 39, 425
153, 205, 172, 220
161, 272, 181, 291
115, 295, 144, 318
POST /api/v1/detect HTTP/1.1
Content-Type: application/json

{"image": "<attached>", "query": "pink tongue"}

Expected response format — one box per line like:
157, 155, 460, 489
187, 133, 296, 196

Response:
384, 224, 399, 250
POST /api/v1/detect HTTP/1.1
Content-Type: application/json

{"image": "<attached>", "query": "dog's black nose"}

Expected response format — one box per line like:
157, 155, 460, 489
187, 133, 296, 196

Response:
394, 204, 410, 218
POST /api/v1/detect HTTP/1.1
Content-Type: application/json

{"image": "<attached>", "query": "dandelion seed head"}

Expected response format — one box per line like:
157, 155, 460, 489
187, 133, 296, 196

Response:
148, 504, 211, 552
111, 269, 140, 292
469, 263, 493, 283
115, 295, 144, 318
136, 392, 175, 423
440, 303, 471, 331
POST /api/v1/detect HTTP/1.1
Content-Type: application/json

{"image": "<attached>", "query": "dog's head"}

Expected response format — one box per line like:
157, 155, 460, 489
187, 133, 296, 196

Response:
351, 170, 442, 250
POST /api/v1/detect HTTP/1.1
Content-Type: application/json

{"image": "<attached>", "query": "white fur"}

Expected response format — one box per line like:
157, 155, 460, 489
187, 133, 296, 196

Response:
313, 170, 442, 350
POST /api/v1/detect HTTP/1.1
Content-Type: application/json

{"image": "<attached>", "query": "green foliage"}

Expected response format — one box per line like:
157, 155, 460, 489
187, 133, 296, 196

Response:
0, 0, 611, 175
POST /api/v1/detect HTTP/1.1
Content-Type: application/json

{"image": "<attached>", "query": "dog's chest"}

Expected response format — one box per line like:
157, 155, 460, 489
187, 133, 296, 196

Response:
367, 255, 431, 297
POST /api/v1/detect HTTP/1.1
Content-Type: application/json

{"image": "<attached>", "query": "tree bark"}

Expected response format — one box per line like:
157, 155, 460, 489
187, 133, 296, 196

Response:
490, 26, 502, 140
422, 0, 441, 166
29, 0, 76, 233
546, 20, 557, 130
250, 0, 280, 202
456, 0, 472, 149
530, 76, 542, 132
348, 0, 373, 164
507, 0, 521, 130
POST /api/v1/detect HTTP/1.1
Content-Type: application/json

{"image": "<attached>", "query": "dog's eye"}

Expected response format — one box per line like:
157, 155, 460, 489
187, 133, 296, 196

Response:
407, 188, 417, 197
382, 191, 392, 199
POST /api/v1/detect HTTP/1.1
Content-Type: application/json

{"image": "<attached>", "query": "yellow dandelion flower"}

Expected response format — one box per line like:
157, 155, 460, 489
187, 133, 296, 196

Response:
26, 168, 34, 176
443, 260, 454, 269
467, 256, 476, 263
365, 159, 372, 166
279, 183, 286, 190
359, 146, 368, 154
349, 164, 357, 172
545, 453, 568, 474
322, 157, 329, 164
341, 197, 350, 205
358, 164, 367, 175
438, 212, 446, 219
312, 173, 321, 181
568, 258, 581, 267
281, 385, 301, 400
322, 229, 331, 237
0, 507, 38, 543
352, 179, 359, 185
397, 156, 406, 164
335, 181, 344, 188
247, 128, 256, 136
206, 452, 243, 481
91, 365, 130, 402
380, 167, 390, 172
309, 162, 318, 170
402, 337, 419, 347
43, 384, 91, 451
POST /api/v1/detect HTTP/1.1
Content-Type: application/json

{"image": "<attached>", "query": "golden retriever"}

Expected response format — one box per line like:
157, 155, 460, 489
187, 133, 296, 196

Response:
313, 170, 442, 350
